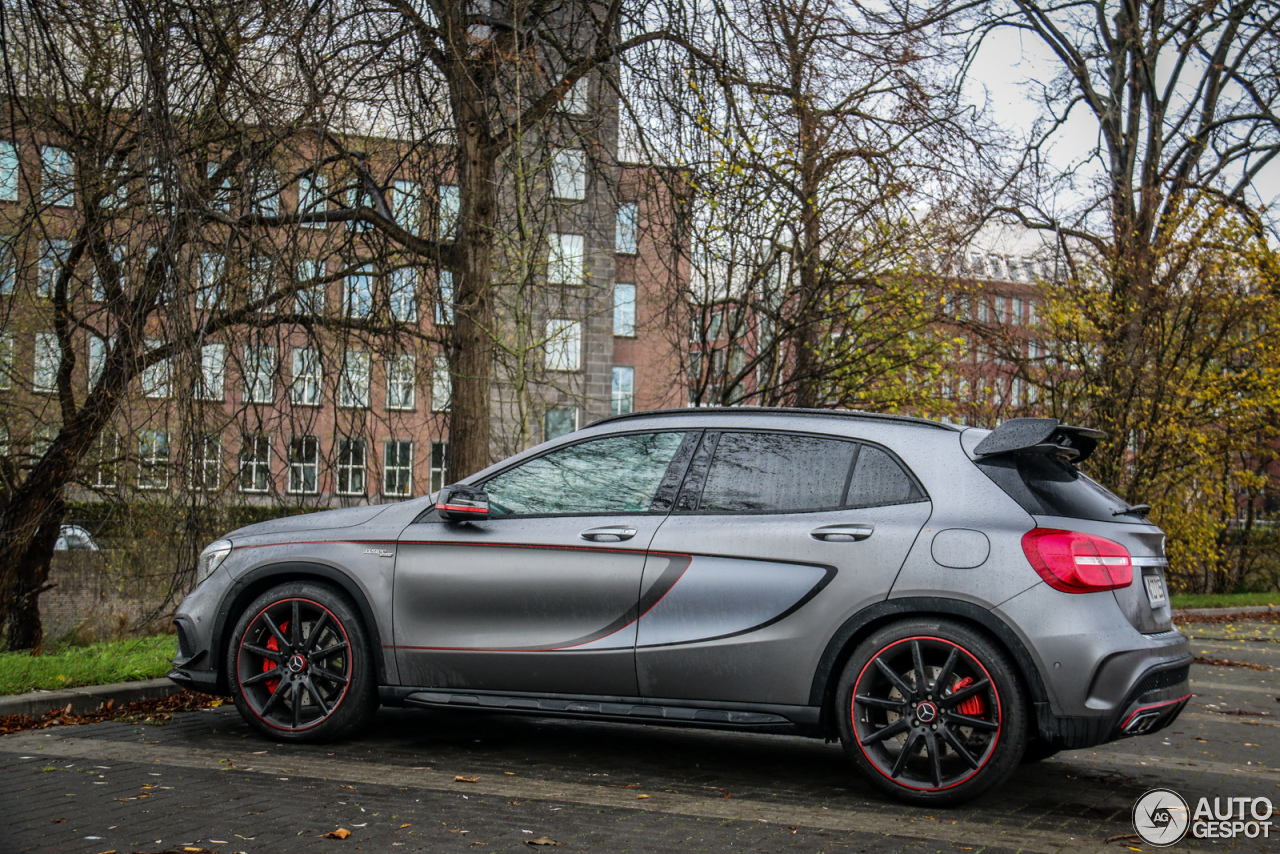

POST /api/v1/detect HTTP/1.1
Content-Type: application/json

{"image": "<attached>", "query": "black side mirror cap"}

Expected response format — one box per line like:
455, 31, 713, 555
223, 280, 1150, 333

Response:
436, 485, 490, 522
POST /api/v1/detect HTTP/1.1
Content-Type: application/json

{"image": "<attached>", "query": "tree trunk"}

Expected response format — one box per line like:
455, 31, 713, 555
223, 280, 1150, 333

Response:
5, 495, 64, 651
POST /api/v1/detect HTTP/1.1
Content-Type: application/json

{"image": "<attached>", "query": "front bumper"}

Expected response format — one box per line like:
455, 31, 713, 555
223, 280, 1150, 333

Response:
168, 612, 226, 695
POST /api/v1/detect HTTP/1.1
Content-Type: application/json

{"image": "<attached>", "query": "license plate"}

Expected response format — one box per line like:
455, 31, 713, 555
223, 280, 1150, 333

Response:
1143, 572, 1167, 608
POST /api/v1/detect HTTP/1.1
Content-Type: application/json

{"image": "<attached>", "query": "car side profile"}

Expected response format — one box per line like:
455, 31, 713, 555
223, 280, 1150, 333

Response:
169, 409, 1191, 805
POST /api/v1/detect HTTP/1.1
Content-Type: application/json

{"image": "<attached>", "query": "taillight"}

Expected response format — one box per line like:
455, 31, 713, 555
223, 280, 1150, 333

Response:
1020, 528, 1133, 593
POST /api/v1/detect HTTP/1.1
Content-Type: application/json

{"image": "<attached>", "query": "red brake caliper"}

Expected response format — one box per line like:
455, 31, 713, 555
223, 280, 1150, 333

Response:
263, 621, 288, 693
950, 676, 986, 716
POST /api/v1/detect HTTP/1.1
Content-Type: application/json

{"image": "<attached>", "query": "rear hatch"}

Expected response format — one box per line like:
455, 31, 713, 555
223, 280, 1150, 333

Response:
967, 421, 1173, 634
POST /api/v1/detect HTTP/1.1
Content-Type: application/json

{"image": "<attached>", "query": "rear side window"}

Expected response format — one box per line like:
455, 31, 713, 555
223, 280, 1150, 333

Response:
692, 432, 924, 514
976, 454, 1128, 522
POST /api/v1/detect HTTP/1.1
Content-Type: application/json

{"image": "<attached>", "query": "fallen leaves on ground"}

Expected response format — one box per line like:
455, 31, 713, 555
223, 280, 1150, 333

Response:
525, 838, 562, 847
1192, 656, 1269, 671
1207, 708, 1273, 717
0, 691, 225, 735
324, 828, 352, 840
1176, 611, 1279, 624
454, 775, 479, 783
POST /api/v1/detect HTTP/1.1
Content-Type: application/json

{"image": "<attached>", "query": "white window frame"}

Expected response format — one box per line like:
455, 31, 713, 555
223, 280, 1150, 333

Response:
198, 343, 226, 401
93, 430, 120, 489
544, 319, 582, 372
296, 260, 325, 315
547, 233, 584, 285
38, 240, 70, 298
41, 145, 74, 208
195, 252, 223, 310
435, 271, 454, 326
290, 346, 322, 406
298, 172, 328, 227
562, 76, 589, 114
389, 268, 417, 321
383, 439, 414, 497
0, 335, 13, 390
393, 179, 420, 230
386, 353, 416, 411
339, 349, 371, 408
248, 256, 275, 312
431, 355, 451, 412
242, 342, 276, 404
239, 434, 272, 493
137, 430, 169, 491
141, 337, 172, 399
250, 168, 279, 216
612, 365, 635, 415
287, 435, 320, 495
207, 162, 231, 213
438, 184, 460, 237
336, 438, 366, 496
33, 332, 60, 393
613, 283, 636, 336
191, 433, 221, 492
344, 266, 374, 318
616, 202, 638, 255
551, 149, 586, 201
0, 141, 17, 202
429, 440, 448, 493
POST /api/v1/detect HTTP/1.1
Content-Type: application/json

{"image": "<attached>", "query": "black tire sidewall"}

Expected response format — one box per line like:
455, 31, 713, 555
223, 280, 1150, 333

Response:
837, 617, 1028, 806
227, 580, 377, 743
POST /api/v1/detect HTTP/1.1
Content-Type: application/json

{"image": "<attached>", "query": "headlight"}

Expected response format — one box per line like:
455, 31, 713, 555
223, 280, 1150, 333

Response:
196, 539, 233, 585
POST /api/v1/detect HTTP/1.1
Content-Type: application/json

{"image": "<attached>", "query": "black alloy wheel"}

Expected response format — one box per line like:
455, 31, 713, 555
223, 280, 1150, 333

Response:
228, 581, 376, 742
838, 618, 1027, 805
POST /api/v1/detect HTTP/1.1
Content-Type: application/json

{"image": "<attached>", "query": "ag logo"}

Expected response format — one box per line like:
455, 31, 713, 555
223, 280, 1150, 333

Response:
1133, 788, 1190, 846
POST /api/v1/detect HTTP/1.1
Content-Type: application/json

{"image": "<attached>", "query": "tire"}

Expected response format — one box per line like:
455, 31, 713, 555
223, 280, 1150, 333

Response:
227, 580, 377, 743
836, 618, 1028, 806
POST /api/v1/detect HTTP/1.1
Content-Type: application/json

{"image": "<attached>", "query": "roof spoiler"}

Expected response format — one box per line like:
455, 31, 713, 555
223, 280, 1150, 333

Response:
972, 417, 1106, 464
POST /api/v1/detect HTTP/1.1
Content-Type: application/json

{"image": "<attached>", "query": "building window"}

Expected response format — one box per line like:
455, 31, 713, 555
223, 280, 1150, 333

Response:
207, 162, 232, 213
613, 283, 636, 336
92, 431, 119, 489
195, 252, 224, 310
38, 240, 70, 298
435, 271, 454, 326
545, 319, 581, 371
247, 256, 275, 312
430, 441, 448, 492
249, 168, 279, 216
431, 355, 451, 412
339, 349, 371, 408
296, 260, 325, 314
562, 76, 589, 114
198, 343, 226, 401
438, 184, 460, 238
137, 430, 169, 491
612, 366, 635, 415
344, 265, 374, 318
0, 240, 15, 295
544, 407, 577, 441
548, 233, 584, 284
389, 268, 417, 321
387, 353, 416, 411
0, 141, 17, 202
41, 145, 74, 207
242, 341, 275, 404
291, 346, 322, 406
239, 434, 272, 493
336, 438, 366, 496
33, 332, 60, 393
551, 149, 586, 200
0, 335, 13, 390
616, 202, 638, 255
298, 172, 328, 226
191, 433, 221, 492
142, 337, 172, 398
288, 436, 320, 495
393, 179, 420, 230
383, 440, 414, 497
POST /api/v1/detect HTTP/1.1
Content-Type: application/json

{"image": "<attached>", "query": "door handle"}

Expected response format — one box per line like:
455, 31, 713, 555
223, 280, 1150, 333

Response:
580, 525, 638, 543
810, 524, 873, 542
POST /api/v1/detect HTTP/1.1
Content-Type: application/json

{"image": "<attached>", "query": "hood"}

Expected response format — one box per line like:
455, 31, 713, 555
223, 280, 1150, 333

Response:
228, 504, 393, 540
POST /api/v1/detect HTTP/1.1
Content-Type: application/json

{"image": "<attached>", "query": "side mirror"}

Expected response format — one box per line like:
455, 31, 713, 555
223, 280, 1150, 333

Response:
436, 484, 490, 522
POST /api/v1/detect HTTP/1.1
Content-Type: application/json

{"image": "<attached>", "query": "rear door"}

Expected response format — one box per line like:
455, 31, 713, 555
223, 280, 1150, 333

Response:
393, 430, 696, 695
637, 430, 932, 706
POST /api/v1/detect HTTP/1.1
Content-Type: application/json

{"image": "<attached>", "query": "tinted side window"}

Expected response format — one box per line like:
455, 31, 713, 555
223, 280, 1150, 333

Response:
484, 432, 686, 516
845, 445, 922, 507
698, 432, 857, 512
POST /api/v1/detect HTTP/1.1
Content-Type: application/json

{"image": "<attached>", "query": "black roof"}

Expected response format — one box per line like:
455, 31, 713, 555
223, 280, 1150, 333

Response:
590, 407, 962, 432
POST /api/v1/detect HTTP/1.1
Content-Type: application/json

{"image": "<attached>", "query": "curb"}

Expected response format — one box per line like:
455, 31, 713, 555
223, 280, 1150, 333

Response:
1173, 604, 1278, 617
0, 677, 181, 719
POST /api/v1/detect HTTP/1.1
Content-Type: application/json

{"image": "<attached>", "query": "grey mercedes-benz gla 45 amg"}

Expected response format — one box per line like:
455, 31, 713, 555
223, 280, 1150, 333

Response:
170, 409, 1191, 805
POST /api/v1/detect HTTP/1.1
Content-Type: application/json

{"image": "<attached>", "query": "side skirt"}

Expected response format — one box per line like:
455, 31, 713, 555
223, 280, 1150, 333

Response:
377, 686, 822, 736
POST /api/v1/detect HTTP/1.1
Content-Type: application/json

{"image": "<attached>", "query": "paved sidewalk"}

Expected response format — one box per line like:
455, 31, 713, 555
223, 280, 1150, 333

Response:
2, 618, 1277, 854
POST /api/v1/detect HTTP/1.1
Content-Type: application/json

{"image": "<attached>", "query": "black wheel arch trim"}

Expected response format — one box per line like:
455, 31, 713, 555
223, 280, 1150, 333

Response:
810, 596, 1049, 732
210, 561, 387, 692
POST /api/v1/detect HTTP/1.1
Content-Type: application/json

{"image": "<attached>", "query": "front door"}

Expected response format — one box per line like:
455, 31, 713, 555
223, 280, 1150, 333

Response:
393, 430, 696, 696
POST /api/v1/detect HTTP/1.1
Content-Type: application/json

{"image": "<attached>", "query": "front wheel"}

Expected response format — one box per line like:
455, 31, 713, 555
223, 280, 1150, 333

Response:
837, 618, 1028, 806
227, 581, 377, 742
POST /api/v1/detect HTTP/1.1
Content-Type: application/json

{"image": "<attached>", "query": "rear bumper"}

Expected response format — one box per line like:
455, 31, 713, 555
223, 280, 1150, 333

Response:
1037, 656, 1192, 749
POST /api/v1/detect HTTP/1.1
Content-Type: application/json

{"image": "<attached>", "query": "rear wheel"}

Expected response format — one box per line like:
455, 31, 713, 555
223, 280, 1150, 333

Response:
837, 618, 1027, 805
227, 581, 377, 742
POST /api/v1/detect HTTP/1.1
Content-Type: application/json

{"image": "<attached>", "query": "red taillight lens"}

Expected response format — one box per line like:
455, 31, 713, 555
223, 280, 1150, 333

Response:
1020, 528, 1133, 593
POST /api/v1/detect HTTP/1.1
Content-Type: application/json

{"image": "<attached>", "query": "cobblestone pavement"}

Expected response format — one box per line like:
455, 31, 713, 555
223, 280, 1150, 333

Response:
2, 620, 1277, 854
